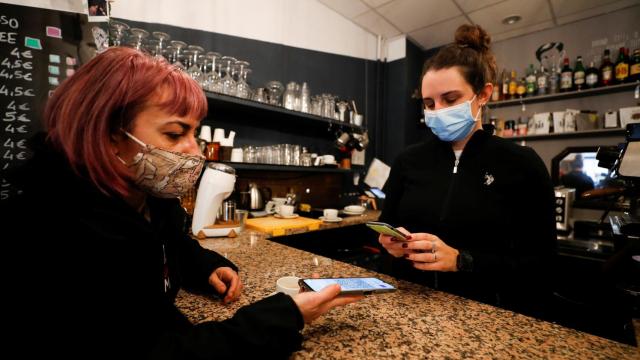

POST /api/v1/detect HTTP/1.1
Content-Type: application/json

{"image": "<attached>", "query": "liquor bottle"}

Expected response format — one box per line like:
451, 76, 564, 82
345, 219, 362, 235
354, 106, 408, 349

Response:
600, 49, 614, 86
549, 63, 559, 94
508, 70, 518, 99
585, 60, 598, 88
516, 77, 526, 98
630, 48, 640, 82
560, 57, 573, 92
525, 64, 536, 96
573, 56, 585, 90
491, 77, 500, 102
537, 65, 548, 95
500, 69, 509, 100
614, 47, 629, 83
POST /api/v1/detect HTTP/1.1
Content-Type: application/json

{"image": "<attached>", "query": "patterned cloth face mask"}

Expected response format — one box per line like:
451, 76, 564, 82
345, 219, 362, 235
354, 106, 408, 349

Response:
119, 131, 205, 198
424, 95, 482, 142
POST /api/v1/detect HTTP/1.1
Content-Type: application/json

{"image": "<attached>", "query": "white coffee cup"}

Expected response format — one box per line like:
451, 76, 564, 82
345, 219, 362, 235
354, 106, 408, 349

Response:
276, 276, 300, 296
199, 125, 212, 142
230, 148, 243, 162
213, 128, 225, 143
323, 208, 338, 220
277, 204, 294, 217
353, 114, 364, 126
265, 197, 287, 214
323, 155, 335, 164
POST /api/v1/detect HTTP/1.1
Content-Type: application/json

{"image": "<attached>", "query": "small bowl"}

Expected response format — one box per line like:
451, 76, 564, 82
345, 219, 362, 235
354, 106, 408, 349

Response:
344, 205, 365, 213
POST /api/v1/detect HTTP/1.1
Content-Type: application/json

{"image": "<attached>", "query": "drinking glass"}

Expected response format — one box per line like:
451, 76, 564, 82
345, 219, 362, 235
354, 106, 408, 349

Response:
221, 56, 237, 96
234, 61, 251, 99
266, 81, 284, 106
253, 88, 267, 103
311, 95, 322, 116
205, 52, 221, 91
186, 45, 204, 83
283, 82, 297, 110
152, 31, 171, 60
109, 21, 129, 47
211, 60, 225, 93
293, 83, 302, 112
168, 40, 187, 70
292, 145, 301, 166
128, 28, 149, 52
300, 82, 311, 113
336, 101, 349, 122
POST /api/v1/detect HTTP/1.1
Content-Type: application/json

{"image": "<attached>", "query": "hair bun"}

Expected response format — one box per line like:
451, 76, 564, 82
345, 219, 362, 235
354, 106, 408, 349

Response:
454, 24, 491, 52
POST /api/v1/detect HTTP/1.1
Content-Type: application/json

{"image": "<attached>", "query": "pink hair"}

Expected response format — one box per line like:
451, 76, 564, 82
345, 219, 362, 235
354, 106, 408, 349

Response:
44, 47, 207, 197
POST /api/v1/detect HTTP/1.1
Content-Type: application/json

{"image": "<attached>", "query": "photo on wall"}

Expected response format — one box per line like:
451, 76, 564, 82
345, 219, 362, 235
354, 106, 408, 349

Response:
85, 0, 109, 22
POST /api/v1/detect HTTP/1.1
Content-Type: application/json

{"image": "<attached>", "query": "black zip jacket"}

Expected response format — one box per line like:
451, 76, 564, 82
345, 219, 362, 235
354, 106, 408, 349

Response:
4, 134, 303, 359
380, 130, 556, 313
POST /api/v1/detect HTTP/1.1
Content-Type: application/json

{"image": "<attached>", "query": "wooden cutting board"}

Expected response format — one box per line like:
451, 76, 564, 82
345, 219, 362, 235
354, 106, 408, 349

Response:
246, 216, 322, 237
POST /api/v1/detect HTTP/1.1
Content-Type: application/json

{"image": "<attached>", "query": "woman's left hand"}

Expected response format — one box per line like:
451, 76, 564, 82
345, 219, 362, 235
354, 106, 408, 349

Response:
402, 233, 459, 272
208, 267, 243, 304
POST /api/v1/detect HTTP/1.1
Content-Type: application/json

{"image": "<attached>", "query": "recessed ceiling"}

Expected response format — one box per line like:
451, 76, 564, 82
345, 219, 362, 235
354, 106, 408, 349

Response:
318, 0, 640, 50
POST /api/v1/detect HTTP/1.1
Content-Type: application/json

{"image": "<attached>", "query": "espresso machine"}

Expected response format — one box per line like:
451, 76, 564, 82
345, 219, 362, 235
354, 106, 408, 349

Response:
191, 163, 241, 237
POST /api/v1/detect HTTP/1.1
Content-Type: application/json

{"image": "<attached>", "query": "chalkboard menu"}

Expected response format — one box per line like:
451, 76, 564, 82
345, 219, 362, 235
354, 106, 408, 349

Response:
0, 3, 107, 200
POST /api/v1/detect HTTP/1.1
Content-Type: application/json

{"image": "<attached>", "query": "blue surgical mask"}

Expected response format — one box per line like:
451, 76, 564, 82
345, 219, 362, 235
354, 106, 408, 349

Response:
424, 95, 481, 142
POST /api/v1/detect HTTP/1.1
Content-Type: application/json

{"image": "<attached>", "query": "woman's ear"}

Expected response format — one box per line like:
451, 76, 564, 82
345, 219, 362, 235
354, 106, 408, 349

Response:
478, 83, 493, 106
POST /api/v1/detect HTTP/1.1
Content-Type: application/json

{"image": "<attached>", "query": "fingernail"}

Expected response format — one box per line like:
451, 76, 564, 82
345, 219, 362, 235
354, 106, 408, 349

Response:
404, 254, 410, 259
402, 243, 408, 248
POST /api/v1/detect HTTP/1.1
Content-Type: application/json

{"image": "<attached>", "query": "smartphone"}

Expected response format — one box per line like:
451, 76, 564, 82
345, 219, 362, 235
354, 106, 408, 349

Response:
366, 221, 408, 241
298, 277, 396, 295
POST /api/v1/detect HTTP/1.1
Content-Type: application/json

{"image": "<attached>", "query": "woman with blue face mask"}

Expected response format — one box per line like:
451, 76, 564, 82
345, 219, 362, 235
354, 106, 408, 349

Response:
378, 25, 556, 318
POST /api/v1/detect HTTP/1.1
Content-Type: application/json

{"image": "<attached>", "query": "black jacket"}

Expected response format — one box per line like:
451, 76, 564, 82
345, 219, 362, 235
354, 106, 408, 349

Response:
380, 130, 556, 312
4, 134, 303, 359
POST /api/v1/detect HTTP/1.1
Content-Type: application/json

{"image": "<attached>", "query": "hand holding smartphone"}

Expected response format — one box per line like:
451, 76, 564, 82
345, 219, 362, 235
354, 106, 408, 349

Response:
299, 277, 396, 295
366, 221, 408, 241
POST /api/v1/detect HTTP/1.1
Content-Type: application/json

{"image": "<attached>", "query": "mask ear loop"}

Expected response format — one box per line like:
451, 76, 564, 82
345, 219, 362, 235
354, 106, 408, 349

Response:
121, 129, 148, 149
471, 95, 484, 122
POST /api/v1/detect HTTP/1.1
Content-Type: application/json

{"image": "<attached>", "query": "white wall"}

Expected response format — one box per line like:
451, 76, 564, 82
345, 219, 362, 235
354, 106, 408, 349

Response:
3, 0, 379, 60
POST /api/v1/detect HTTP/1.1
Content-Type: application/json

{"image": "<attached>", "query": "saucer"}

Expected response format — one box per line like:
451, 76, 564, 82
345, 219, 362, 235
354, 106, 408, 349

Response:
274, 213, 299, 219
319, 216, 342, 223
342, 210, 364, 216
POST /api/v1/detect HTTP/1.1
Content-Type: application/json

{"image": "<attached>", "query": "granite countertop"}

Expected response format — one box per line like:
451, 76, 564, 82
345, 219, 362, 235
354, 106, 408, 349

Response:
316, 209, 380, 232
177, 232, 639, 359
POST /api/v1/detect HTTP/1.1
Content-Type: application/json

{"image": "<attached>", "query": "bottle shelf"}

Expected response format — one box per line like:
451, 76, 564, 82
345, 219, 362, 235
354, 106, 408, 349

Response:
209, 161, 363, 174
504, 128, 626, 141
487, 81, 639, 109
204, 91, 365, 133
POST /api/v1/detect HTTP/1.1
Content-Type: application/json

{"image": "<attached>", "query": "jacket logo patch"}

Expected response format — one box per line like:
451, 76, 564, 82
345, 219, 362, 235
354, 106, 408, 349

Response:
484, 172, 494, 186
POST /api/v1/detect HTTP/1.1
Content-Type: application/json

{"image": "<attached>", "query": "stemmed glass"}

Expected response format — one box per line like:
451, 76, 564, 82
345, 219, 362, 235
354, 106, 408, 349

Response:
186, 45, 204, 82
234, 61, 251, 99
127, 28, 149, 52
168, 40, 187, 70
109, 21, 129, 47
146, 40, 161, 58
221, 56, 237, 96
211, 59, 225, 93
151, 31, 171, 60
205, 52, 221, 92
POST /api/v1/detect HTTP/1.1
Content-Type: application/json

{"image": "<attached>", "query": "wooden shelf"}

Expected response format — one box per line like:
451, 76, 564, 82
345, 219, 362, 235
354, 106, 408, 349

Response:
487, 82, 639, 109
204, 91, 365, 133
504, 128, 626, 141
210, 161, 362, 174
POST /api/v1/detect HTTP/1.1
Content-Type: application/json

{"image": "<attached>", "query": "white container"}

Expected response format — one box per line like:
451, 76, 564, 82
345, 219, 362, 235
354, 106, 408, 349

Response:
230, 148, 243, 162
199, 125, 212, 142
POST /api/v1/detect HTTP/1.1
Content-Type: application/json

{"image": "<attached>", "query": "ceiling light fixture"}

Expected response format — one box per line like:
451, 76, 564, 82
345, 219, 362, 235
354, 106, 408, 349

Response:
501, 15, 522, 25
